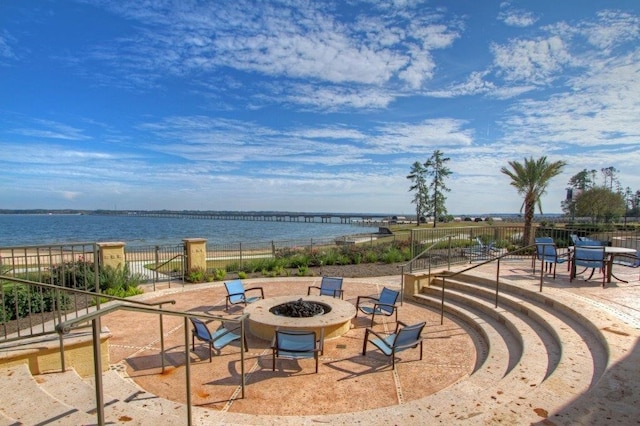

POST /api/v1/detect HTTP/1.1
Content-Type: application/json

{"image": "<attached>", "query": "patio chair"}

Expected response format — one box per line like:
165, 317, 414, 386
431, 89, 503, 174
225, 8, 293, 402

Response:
570, 245, 607, 287
612, 250, 640, 283
224, 279, 264, 310
189, 317, 248, 362
462, 237, 497, 259
307, 276, 344, 299
362, 321, 426, 369
533, 237, 568, 279
271, 329, 321, 373
356, 287, 399, 327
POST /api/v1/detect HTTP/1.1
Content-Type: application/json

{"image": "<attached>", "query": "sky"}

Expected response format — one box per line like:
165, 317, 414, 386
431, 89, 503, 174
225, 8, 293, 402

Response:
1, 1, 639, 216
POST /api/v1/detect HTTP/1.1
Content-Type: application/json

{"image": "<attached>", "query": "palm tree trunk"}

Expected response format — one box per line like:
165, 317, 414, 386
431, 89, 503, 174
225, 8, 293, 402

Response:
523, 200, 535, 246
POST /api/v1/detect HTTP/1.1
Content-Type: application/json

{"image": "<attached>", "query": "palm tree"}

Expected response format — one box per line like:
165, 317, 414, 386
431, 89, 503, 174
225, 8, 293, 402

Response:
500, 156, 566, 246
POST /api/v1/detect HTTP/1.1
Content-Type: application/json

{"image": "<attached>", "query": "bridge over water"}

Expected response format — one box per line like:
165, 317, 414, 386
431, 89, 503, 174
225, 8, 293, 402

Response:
96, 210, 391, 225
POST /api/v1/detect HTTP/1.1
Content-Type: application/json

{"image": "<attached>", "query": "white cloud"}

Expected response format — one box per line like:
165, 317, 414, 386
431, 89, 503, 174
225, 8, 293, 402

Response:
0, 31, 18, 63
500, 50, 640, 147
497, 6, 538, 28
491, 36, 573, 85
10, 119, 92, 141
582, 10, 640, 52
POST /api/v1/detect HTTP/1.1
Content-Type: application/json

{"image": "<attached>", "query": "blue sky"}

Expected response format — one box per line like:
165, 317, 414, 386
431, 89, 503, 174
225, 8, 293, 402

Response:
1, 1, 639, 215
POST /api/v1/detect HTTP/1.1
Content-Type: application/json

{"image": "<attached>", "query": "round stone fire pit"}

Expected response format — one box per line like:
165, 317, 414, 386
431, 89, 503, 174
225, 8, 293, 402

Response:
244, 295, 356, 341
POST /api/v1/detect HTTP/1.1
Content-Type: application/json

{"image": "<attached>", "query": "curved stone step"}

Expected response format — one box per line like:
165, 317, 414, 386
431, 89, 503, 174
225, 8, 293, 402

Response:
423, 274, 607, 423
0, 364, 94, 425
38, 367, 184, 425
91, 365, 189, 417
0, 410, 18, 426
414, 289, 552, 419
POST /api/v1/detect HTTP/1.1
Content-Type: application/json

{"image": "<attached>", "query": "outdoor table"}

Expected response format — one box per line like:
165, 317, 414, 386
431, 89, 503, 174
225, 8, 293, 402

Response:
569, 246, 636, 283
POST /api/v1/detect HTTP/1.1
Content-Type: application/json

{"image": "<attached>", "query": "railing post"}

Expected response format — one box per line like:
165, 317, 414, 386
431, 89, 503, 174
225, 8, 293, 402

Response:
539, 254, 545, 292
241, 318, 246, 399
440, 277, 446, 325
92, 317, 105, 426
495, 258, 500, 308
154, 246, 160, 292
184, 317, 192, 426
160, 310, 165, 373
400, 266, 404, 306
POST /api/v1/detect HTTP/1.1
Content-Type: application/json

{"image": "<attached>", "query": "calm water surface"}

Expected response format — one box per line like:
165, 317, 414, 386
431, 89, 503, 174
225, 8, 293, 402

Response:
0, 214, 369, 247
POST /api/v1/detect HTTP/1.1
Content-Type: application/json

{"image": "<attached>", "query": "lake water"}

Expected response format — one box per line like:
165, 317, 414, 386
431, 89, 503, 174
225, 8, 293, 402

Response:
0, 214, 371, 248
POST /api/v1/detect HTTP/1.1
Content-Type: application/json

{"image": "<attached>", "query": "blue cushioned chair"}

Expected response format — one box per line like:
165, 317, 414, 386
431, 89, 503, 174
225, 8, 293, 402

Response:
307, 276, 344, 299
362, 321, 426, 369
356, 287, 399, 327
224, 279, 264, 310
271, 329, 321, 373
571, 245, 607, 287
534, 237, 568, 279
189, 317, 248, 362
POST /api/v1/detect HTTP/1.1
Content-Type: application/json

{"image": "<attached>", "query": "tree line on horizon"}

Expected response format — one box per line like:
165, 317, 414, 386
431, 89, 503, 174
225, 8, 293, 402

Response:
408, 153, 637, 247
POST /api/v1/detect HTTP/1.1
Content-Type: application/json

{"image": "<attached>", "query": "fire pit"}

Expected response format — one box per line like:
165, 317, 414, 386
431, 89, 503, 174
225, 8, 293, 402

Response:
269, 299, 331, 317
244, 295, 356, 341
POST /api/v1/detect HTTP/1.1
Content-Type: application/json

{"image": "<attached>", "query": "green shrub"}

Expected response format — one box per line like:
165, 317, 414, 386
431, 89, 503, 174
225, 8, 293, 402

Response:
185, 267, 206, 283
99, 264, 143, 293
50, 259, 97, 291
380, 247, 404, 264
1, 284, 70, 320
364, 250, 378, 263
237, 271, 247, 279
297, 265, 309, 276
213, 268, 226, 281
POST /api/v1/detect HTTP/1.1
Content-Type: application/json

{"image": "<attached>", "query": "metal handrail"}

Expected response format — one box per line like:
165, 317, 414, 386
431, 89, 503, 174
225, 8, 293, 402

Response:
404, 234, 458, 273
1, 276, 176, 308
148, 253, 186, 290
56, 302, 248, 426
400, 235, 458, 305
0, 275, 176, 373
429, 244, 539, 324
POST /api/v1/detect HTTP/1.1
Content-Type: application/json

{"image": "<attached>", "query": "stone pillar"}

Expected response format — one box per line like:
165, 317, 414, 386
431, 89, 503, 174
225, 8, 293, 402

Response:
183, 238, 207, 272
403, 273, 429, 297
97, 242, 126, 269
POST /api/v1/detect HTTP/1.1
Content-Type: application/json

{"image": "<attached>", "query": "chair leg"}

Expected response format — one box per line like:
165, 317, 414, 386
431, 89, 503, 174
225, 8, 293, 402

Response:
362, 329, 370, 355
209, 342, 213, 362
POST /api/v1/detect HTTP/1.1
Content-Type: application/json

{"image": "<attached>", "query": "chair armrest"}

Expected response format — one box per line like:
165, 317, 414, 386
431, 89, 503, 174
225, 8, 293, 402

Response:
373, 302, 397, 311
364, 327, 387, 342
356, 295, 379, 308
307, 285, 321, 295
225, 291, 244, 299
245, 287, 264, 298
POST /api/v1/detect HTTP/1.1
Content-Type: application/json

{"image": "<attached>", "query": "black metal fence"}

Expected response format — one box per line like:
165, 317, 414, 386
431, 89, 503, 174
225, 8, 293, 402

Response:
0, 243, 99, 342
125, 244, 185, 287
